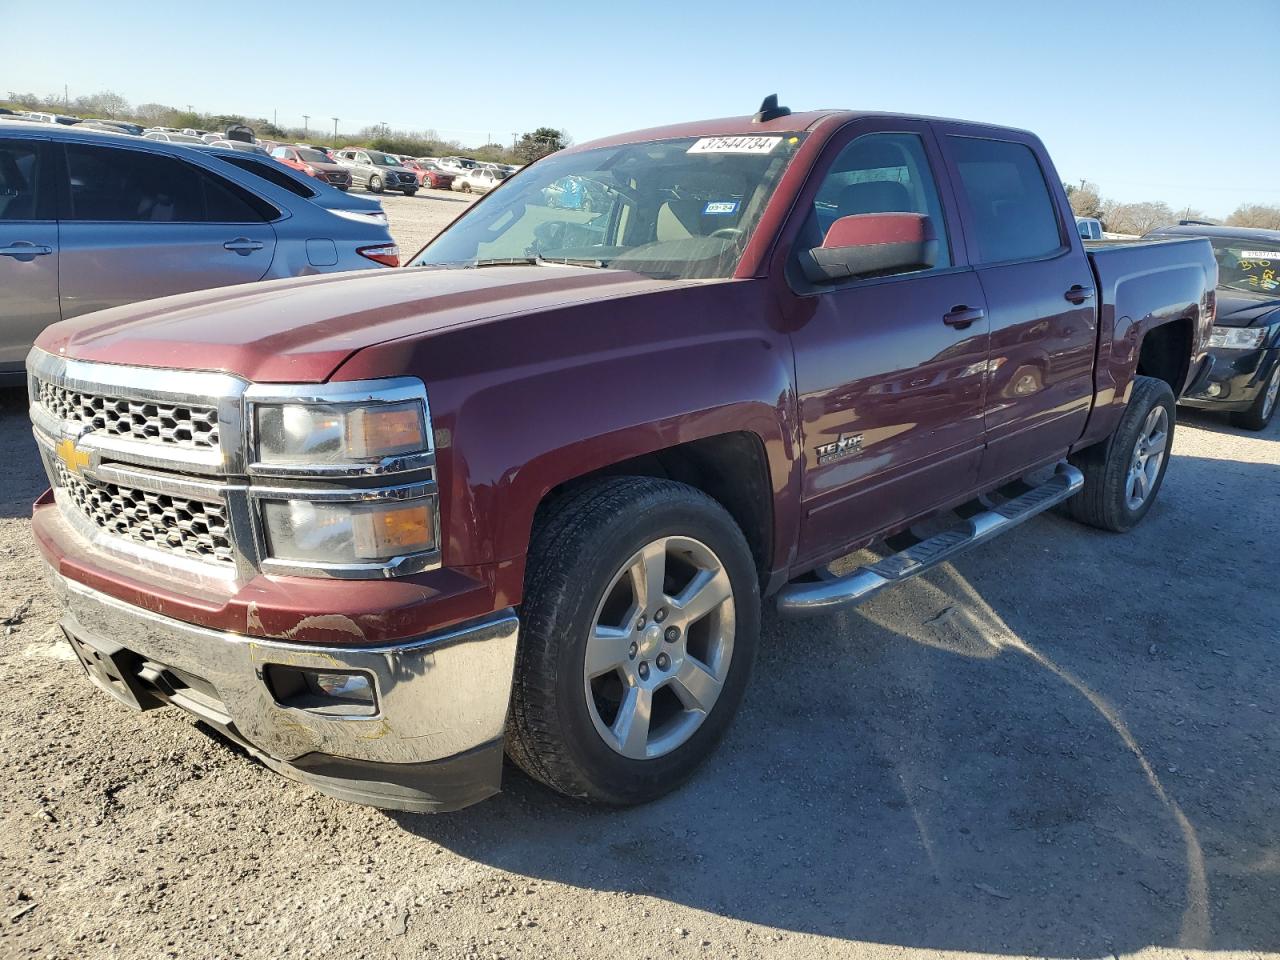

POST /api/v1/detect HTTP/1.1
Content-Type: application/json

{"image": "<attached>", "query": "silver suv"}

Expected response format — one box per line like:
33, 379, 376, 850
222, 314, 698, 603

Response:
334, 148, 419, 196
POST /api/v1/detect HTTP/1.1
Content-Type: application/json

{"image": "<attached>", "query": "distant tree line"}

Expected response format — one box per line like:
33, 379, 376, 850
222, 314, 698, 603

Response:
2, 89, 571, 166
1065, 179, 1280, 235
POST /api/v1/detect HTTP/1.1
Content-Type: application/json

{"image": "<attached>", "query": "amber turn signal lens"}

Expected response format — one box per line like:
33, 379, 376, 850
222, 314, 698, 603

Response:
352, 502, 435, 558
347, 405, 426, 458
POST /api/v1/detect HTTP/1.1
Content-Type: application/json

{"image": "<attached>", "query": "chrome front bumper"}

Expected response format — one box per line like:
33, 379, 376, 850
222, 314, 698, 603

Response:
51, 572, 519, 812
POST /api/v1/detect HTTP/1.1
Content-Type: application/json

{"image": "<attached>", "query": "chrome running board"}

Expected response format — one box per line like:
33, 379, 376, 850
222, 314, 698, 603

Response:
776, 462, 1085, 618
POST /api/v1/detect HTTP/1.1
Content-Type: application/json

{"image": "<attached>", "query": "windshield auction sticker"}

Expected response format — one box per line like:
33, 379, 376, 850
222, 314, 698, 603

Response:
687, 136, 782, 155
1239, 251, 1280, 261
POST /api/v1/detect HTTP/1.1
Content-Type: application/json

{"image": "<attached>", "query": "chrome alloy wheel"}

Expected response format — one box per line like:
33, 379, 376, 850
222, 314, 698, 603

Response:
1126, 405, 1169, 510
1262, 366, 1280, 423
584, 536, 736, 760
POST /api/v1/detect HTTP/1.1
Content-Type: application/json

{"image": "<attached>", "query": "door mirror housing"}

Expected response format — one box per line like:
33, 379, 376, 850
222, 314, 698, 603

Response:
801, 213, 939, 284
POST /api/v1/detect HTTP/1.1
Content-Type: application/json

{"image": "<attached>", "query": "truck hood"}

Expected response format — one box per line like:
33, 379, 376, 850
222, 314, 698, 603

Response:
36, 265, 678, 382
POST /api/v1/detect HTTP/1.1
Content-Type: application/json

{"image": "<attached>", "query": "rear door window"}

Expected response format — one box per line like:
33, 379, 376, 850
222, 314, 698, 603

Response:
65, 144, 274, 223
946, 136, 1064, 263
0, 139, 49, 221
217, 154, 316, 199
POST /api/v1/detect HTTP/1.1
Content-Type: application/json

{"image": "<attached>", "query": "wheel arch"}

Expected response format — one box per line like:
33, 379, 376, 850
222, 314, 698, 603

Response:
533, 430, 776, 591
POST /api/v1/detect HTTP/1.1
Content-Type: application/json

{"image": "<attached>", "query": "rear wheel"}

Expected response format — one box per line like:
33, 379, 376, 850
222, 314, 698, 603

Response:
1231, 362, 1280, 431
506, 477, 760, 805
460, 182, 472, 193
1067, 375, 1175, 532
368, 174, 384, 194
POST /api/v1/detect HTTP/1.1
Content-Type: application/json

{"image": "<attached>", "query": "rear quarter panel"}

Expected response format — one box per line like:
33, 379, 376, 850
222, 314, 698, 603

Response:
332, 277, 800, 586
1078, 238, 1216, 447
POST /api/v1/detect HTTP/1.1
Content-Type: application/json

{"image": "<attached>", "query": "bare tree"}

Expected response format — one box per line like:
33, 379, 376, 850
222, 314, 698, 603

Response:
1226, 203, 1280, 230
1100, 199, 1175, 236
1065, 180, 1103, 219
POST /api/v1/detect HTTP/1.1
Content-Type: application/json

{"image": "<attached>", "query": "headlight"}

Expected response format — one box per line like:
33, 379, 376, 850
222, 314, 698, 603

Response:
255, 400, 427, 466
1209, 326, 1267, 350
261, 495, 436, 565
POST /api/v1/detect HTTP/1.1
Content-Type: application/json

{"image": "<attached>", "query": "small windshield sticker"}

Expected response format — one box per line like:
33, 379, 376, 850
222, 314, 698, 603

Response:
704, 201, 739, 215
687, 136, 782, 155
1238, 251, 1280, 261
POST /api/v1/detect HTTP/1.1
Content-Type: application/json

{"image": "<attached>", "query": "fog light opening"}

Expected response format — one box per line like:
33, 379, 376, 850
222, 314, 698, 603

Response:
264, 664, 378, 717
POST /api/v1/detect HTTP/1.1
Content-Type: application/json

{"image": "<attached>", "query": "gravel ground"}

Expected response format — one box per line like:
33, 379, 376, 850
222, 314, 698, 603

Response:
0, 246, 1276, 957
378, 188, 479, 258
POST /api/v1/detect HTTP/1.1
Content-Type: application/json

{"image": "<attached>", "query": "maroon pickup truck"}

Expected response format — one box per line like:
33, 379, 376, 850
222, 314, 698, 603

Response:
27, 98, 1216, 813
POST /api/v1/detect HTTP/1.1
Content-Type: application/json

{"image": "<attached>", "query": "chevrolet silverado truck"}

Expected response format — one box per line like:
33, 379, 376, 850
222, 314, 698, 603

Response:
27, 98, 1217, 813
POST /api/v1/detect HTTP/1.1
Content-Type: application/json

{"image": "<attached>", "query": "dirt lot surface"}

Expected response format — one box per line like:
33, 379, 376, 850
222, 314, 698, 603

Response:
0, 228, 1276, 958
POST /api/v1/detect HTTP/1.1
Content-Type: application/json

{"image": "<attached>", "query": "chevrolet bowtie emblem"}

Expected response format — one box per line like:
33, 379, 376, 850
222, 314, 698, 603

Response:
55, 437, 92, 476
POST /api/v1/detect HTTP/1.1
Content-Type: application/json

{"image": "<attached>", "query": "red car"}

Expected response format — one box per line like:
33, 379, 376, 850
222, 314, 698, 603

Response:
269, 145, 352, 191
403, 159, 454, 190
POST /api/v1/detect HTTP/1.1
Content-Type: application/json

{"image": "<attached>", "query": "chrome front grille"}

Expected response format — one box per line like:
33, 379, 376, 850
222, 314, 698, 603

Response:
36, 378, 220, 450
53, 461, 235, 566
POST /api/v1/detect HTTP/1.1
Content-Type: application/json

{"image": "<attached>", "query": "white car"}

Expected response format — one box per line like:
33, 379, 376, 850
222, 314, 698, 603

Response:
454, 167, 507, 194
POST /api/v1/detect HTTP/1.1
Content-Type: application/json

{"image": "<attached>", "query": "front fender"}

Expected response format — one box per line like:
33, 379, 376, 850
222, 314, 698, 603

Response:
333, 278, 800, 576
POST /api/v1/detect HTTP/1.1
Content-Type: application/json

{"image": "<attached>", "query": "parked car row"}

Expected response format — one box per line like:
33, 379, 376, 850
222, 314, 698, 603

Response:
0, 119, 398, 384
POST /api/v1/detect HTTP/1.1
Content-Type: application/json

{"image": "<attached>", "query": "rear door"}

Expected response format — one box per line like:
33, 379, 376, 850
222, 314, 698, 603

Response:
57, 142, 278, 318
0, 136, 59, 372
936, 128, 1097, 481
787, 121, 990, 566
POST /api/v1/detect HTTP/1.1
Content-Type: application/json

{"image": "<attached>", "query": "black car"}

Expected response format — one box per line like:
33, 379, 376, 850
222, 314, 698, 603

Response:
1145, 225, 1280, 430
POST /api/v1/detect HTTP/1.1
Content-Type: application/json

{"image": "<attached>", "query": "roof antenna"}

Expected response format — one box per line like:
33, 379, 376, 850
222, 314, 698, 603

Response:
753, 94, 791, 123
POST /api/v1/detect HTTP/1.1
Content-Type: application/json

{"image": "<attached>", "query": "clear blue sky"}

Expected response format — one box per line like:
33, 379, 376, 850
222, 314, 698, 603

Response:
4, 0, 1275, 217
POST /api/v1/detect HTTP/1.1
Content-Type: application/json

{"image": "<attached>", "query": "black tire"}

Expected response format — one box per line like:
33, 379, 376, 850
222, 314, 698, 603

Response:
506, 477, 760, 806
1067, 375, 1176, 532
460, 182, 471, 193
368, 174, 384, 194
337, 185, 349, 192
1230, 362, 1280, 431
402, 188, 417, 197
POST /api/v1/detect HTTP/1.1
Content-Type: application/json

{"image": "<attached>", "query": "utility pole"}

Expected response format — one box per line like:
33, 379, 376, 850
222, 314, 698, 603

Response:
64, 84, 69, 108
274, 108, 277, 127
302, 115, 310, 137
332, 117, 339, 140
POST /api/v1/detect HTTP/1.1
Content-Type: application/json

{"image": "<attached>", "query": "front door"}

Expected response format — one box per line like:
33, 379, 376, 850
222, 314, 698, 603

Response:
0, 137, 59, 372
788, 125, 990, 567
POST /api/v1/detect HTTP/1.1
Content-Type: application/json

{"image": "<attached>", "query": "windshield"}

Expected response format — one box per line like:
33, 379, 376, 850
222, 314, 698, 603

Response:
1209, 238, 1280, 295
368, 151, 400, 166
413, 134, 806, 281
297, 148, 330, 163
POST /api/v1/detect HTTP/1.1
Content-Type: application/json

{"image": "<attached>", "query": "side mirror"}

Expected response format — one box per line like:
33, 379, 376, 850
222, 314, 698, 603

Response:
801, 212, 938, 284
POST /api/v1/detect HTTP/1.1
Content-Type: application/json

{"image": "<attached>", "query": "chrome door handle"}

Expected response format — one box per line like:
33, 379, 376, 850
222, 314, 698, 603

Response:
1064, 284, 1094, 304
223, 238, 265, 255
0, 243, 54, 259
943, 305, 986, 329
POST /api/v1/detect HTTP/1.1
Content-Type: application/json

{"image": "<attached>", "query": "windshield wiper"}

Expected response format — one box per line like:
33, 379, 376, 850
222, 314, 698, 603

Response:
469, 257, 540, 267
447, 255, 613, 269
536, 255, 612, 268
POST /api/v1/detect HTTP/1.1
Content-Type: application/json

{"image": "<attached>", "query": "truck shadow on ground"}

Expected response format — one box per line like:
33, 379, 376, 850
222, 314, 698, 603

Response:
391, 454, 1280, 956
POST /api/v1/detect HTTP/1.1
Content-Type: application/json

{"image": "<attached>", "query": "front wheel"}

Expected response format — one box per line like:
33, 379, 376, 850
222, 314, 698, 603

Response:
1067, 375, 1175, 532
402, 188, 417, 197
506, 477, 760, 806
1231, 362, 1280, 431
459, 182, 472, 193
368, 174, 384, 194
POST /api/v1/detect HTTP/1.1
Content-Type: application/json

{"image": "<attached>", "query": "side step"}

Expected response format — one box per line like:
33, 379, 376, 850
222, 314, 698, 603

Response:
775, 462, 1084, 618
